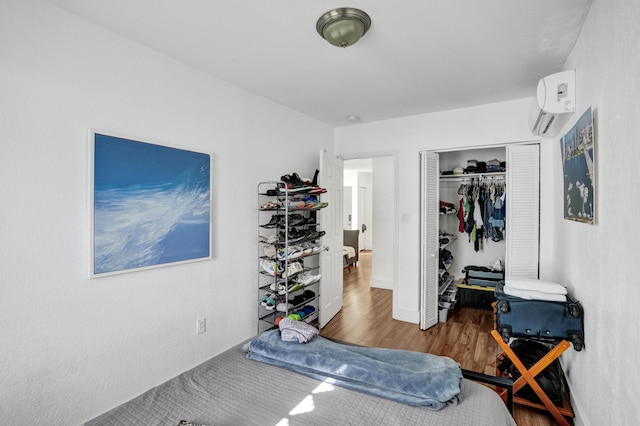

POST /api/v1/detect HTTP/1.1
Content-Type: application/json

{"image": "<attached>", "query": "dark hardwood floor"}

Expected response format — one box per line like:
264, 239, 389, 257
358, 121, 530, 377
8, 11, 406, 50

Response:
321, 250, 563, 426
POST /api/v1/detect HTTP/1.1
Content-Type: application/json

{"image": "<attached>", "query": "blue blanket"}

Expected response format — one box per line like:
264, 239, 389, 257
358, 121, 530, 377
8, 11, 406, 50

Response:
247, 330, 462, 409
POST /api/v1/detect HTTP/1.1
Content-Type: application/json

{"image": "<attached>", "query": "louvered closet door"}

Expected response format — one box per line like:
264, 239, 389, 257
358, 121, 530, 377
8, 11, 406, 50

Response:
419, 151, 439, 330
506, 143, 540, 278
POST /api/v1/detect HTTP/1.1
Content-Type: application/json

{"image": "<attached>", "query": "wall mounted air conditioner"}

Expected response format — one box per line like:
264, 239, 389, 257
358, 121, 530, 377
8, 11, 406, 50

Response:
529, 69, 576, 136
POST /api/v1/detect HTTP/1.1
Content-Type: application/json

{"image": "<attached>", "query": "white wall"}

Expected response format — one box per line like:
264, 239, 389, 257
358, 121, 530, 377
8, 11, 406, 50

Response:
335, 98, 551, 323
370, 156, 395, 289
0, 1, 332, 424
549, 0, 640, 424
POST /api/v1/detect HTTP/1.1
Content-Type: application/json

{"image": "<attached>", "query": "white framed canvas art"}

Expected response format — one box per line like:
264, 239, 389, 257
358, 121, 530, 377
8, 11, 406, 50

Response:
90, 130, 211, 276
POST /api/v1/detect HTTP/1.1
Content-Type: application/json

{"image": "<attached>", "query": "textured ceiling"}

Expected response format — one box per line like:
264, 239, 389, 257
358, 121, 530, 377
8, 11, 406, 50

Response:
47, 0, 593, 127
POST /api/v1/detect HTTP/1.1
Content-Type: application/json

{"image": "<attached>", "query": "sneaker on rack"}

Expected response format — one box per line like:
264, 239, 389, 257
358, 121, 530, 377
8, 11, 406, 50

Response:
261, 214, 284, 228
260, 259, 280, 276
282, 261, 304, 278
269, 282, 286, 295
276, 301, 294, 312
264, 296, 276, 310
259, 201, 280, 210
261, 292, 276, 306
259, 234, 278, 244
296, 272, 321, 286
263, 245, 277, 258
287, 282, 305, 293
276, 247, 296, 261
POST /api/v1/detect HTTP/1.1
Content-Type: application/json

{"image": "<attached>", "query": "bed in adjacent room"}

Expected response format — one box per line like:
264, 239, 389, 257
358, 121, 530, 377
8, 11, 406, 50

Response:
343, 229, 359, 270
86, 330, 515, 426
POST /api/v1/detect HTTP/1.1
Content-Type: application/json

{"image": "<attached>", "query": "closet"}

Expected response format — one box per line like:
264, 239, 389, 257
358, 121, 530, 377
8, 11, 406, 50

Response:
419, 143, 540, 330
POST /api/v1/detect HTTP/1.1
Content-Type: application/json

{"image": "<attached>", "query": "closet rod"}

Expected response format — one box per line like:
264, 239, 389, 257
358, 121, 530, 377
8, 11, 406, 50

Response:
439, 172, 506, 181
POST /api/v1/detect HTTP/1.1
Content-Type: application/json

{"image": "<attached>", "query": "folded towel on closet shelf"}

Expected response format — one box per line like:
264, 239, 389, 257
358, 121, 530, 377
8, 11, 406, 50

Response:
504, 277, 567, 295
503, 287, 567, 302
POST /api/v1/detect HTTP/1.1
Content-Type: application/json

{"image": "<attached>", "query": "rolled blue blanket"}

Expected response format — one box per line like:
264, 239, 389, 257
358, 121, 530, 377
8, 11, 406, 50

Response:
247, 329, 462, 409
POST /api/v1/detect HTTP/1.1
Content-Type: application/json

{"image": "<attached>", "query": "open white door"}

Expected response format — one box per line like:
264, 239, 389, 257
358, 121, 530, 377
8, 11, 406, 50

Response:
419, 151, 439, 330
318, 149, 344, 328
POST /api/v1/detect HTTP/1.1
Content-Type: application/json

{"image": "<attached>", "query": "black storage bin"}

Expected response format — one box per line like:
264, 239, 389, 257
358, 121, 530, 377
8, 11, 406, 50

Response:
457, 280, 496, 310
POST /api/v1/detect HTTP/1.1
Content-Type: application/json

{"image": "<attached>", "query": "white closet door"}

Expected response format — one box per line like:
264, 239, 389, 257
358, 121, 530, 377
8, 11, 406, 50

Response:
506, 144, 540, 278
419, 151, 439, 330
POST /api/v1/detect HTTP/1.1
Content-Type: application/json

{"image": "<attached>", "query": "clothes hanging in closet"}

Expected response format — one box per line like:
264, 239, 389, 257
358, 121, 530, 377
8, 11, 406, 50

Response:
457, 177, 506, 251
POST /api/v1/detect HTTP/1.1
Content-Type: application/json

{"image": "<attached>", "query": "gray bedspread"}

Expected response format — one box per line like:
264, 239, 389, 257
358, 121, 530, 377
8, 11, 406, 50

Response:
247, 330, 462, 409
85, 340, 516, 426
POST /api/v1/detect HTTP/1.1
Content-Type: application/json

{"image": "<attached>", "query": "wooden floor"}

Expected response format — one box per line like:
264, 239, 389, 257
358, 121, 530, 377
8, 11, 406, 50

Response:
321, 251, 563, 426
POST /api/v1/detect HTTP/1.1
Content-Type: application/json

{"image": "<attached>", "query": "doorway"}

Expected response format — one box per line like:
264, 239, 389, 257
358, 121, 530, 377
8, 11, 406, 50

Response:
343, 155, 396, 293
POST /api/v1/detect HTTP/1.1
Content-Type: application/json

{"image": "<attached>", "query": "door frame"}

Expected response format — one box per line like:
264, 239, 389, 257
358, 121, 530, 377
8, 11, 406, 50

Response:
341, 151, 400, 317
419, 141, 541, 329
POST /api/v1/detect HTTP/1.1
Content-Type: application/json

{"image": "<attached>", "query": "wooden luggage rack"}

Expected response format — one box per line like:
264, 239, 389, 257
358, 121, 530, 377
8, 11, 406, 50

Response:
491, 329, 575, 425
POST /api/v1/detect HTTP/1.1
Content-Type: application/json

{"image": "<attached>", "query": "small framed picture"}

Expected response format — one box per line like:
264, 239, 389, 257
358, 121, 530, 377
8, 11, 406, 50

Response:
560, 107, 595, 224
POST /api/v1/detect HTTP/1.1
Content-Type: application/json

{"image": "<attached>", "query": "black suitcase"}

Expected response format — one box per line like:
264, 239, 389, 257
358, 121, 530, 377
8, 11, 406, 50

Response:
462, 265, 504, 287
495, 281, 584, 351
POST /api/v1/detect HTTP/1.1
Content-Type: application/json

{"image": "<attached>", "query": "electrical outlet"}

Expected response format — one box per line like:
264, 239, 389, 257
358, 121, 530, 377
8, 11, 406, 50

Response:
197, 317, 206, 334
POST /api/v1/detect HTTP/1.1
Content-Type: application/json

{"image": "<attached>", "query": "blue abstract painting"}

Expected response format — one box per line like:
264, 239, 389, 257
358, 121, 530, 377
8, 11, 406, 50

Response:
92, 132, 211, 275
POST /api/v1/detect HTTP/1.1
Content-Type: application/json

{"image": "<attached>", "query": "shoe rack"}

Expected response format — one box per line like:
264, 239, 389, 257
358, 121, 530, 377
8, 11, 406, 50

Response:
257, 180, 328, 333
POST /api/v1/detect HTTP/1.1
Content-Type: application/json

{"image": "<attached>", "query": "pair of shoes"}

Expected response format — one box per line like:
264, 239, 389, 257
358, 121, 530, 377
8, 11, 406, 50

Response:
279, 172, 328, 195
263, 245, 277, 258
262, 293, 276, 310
291, 291, 316, 306
259, 234, 278, 244
277, 247, 306, 261
279, 173, 312, 192
269, 282, 286, 295
276, 301, 294, 312
285, 214, 310, 227
309, 202, 329, 210
295, 272, 321, 286
261, 214, 285, 228
260, 201, 280, 210
261, 292, 275, 305
260, 259, 281, 276
277, 246, 306, 261
282, 261, 304, 278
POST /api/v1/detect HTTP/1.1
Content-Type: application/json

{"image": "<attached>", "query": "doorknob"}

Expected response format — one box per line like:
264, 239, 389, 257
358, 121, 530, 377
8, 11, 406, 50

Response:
361, 224, 367, 233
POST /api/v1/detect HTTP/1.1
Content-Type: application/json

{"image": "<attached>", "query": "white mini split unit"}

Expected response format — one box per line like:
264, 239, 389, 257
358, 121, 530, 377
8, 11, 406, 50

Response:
529, 69, 576, 136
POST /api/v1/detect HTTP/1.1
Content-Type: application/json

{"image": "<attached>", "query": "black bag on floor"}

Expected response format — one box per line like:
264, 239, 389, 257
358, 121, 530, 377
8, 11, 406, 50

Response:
497, 339, 563, 406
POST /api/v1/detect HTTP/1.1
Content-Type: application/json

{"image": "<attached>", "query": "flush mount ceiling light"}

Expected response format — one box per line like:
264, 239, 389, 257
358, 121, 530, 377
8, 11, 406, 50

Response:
316, 8, 371, 48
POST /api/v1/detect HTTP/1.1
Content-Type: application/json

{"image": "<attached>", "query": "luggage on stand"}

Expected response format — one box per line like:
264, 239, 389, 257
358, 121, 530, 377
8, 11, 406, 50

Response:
494, 281, 585, 351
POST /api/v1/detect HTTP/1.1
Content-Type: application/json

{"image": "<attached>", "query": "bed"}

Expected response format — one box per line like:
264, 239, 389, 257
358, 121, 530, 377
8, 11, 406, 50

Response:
86, 332, 515, 426
343, 229, 359, 270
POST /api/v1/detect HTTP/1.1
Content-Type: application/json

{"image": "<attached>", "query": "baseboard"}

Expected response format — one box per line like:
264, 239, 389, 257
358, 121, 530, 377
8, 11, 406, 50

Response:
560, 359, 588, 426
369, 278, 393, 290
392, 306, 419, 324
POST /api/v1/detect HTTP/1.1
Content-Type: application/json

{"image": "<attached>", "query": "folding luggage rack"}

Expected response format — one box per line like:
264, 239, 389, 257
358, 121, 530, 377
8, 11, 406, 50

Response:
491, 304, 575, 426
